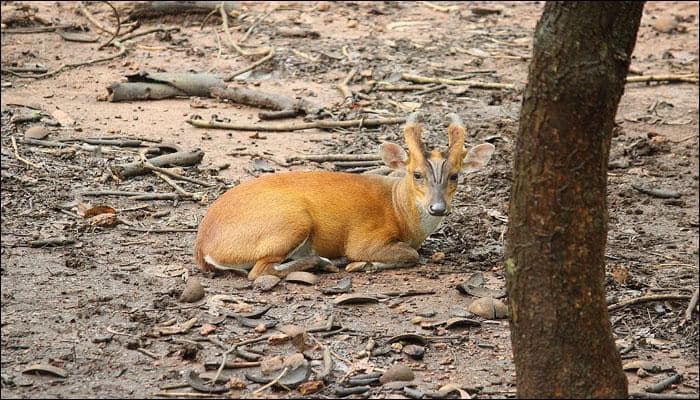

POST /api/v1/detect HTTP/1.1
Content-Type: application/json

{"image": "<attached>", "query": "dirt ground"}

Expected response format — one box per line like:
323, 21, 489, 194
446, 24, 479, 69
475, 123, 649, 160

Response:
1, 1, 698, 398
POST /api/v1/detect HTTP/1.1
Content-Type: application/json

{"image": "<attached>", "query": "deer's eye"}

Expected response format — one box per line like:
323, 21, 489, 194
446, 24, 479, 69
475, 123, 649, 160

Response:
413, 172, 423, 180
449, 173, 459, 181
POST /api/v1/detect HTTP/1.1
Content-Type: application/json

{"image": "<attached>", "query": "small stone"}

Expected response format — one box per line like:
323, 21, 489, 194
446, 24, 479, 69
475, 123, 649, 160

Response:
199, 324, 216, 336
431, 252, 445, 263
255, 323, 267, 333
347, 19, 358, 28
254, 275, 281, 291
402, 344, 425, 360
467, 297, 508, 319
317, 2, 330, 11
652, 15, 678, 33
25, 126, 49, 139
179, 278, 205, 303
92, 334, 113, 344
379, 365, 415, 384
438, 356, 454, 365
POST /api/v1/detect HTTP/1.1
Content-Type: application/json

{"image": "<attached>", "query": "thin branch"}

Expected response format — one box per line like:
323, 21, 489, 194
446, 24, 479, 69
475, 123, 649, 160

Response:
401, 73, 516, 90
7, 41, 126, 79
224, 47, 276, 81
10, 136, 42, 168
626, 74, 698, 84
608, 294, 692, 311
187, 116, 406, 132
252, 367, 289, 395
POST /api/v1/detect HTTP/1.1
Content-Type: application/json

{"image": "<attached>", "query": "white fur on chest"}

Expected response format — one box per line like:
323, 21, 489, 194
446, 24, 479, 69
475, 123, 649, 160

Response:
418, 208, 445, 237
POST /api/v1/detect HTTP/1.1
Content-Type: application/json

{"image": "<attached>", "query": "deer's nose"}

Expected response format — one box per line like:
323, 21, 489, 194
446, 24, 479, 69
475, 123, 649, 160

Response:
428, 202, 447, 216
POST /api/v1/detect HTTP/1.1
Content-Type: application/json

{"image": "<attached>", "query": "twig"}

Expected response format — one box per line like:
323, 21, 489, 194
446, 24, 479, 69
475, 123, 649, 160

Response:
119, 226, 197, 233
10, 136, 42, 168
1, 25, 75, 34
212, 335, 271, 384
241, 8, 275, 43
670, 133, 699, 144
28, 238, 75, 247
683, 288, 699, 321
82, 190, 152, 197
608, 294, 692, 311
129, 193, 181, 201
224, 47, 276, 81
335, 160, 381, 168
252, 367, 289, 395
290, 48, 319, 63
412, 84, 447, 96
288, 154, 381, 163
626, 74, 698, 84
336, 67, 358, 104
152, 392, 222, 399
218, 3, 269, 57
136, 347, 159, 359
142, 163, 214, 187
187, 116, 406, 132
420, 1, 459, 12
79, 1, 117, 36
629, 393, 698, 399
8, 41, 127, 79
118, 27, 180, 42
401, 73, 516, 90
375, 83, 426, 92
96, 1, 121, 49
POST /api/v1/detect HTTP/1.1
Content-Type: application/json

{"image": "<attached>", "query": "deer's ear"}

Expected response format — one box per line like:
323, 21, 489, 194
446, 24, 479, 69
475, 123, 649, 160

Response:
463, 143, 495, 174
380, 142, 407, 170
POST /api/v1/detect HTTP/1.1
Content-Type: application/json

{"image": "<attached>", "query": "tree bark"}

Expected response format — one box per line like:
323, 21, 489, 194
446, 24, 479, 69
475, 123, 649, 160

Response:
506, 2, 644, 398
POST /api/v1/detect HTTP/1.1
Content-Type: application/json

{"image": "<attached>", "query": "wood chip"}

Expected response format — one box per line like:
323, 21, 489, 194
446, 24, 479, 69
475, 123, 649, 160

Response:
379, 365, 415, 384
22, 363, 68, 378
333, 294, 379, 305
285, 271, 319, 285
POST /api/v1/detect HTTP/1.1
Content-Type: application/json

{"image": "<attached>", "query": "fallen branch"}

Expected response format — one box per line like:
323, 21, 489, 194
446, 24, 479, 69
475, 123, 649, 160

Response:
210, 86, 318, 117
401, 73, 516, 90
626, 74, 698, 84
113, 149, 204, 178
608, 294, 692, 311
288, 153, 381, 163
28, 238, 75, 247
128, 193, 180, 201
375, 83, 426, 92
187, 116, 406, 132
334, 160, 381, 169
645, 374, 682, 394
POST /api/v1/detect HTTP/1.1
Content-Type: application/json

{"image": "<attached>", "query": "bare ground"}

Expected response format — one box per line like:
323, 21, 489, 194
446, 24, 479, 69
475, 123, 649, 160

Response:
1, 1, 698, 398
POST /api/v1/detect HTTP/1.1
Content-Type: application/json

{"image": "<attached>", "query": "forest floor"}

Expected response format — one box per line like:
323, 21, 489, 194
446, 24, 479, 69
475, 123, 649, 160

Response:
1, 1, 698, 398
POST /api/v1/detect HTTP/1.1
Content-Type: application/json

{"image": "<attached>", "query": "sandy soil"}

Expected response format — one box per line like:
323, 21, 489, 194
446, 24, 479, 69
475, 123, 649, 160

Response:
1, 1, 698, 398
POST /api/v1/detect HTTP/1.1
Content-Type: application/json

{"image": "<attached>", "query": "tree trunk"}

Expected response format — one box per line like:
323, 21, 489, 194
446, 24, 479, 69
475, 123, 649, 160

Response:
506, 2, 644, 398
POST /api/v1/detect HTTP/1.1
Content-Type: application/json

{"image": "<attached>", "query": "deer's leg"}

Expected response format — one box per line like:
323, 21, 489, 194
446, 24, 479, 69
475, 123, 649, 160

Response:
346, 241, 420, 271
